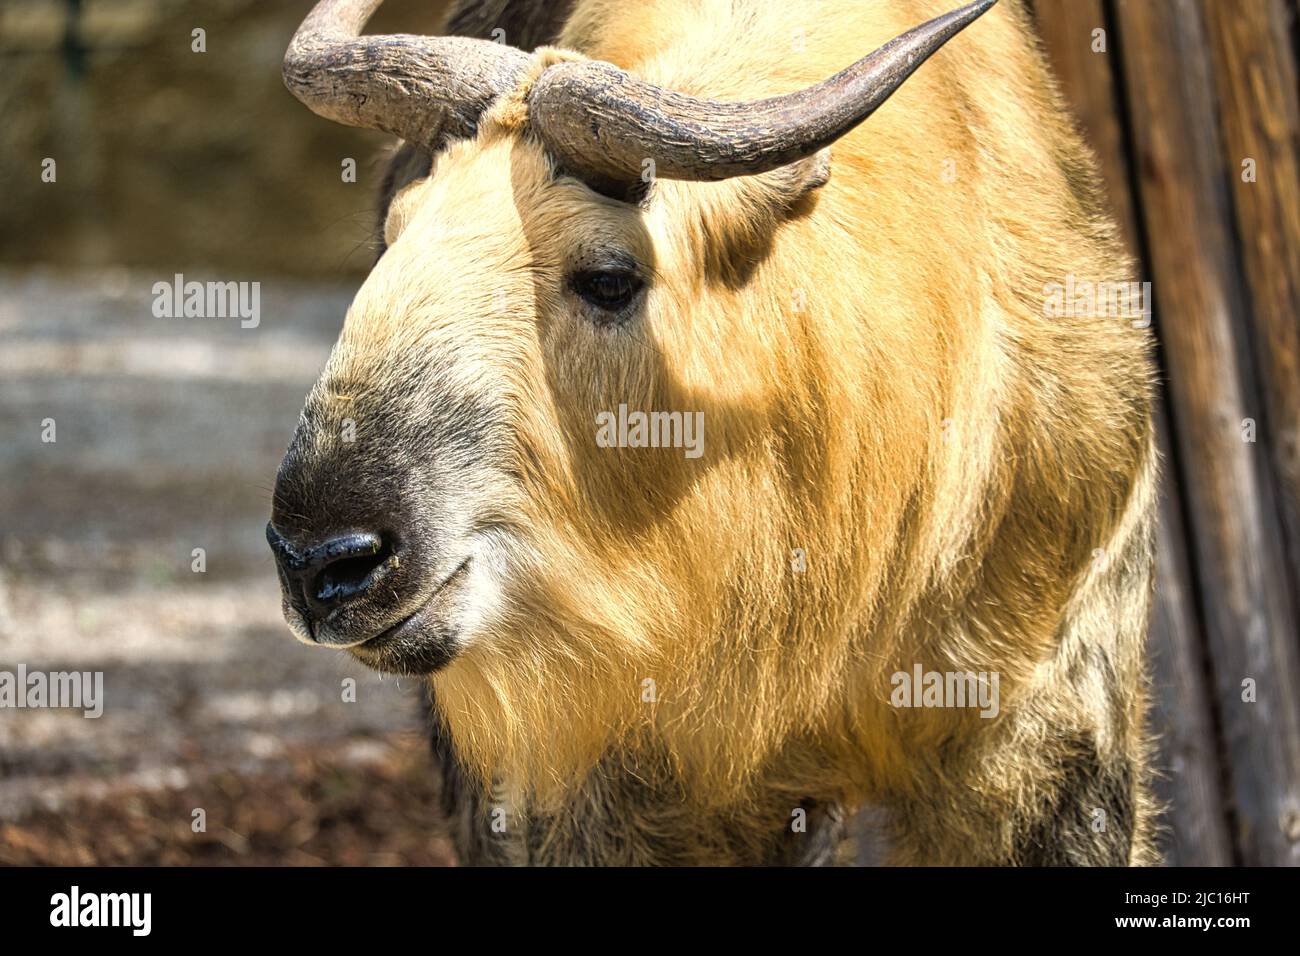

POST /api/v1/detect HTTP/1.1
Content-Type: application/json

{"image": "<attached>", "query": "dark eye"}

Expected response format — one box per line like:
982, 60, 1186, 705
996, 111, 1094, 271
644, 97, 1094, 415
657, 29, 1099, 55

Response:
571, 269, 643, 313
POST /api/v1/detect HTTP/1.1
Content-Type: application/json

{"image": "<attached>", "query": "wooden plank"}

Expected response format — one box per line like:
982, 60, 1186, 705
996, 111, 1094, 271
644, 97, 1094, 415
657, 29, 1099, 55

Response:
1149, 417, 1234, 866
1032, 0, 1232, 865
1114, 0, 1300, 866
1202, 0, 1300, 613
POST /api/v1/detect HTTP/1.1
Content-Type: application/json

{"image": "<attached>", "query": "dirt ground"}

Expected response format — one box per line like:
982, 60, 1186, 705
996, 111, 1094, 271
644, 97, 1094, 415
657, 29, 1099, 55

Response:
0, 735, 455, 866
0, 268, 455, 865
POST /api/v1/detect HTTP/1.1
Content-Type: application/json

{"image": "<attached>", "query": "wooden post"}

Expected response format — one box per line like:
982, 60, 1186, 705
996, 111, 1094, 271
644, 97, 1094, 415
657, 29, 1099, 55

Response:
1149, 422, 1234, 866
1114, 0, 1300, 866
1032, 0, 1233, 865
1201, 0, 1300, 613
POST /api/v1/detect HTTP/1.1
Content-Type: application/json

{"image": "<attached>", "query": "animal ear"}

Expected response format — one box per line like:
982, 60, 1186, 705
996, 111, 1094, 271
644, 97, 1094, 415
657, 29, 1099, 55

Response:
375, 143, 434, 260
776, 149, 831, 197
768, 148, 831, 210
695, 147, 833, 286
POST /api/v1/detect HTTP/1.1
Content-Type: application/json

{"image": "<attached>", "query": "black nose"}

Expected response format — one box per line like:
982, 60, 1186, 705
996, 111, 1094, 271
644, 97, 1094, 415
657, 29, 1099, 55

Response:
266, 524, 393, 621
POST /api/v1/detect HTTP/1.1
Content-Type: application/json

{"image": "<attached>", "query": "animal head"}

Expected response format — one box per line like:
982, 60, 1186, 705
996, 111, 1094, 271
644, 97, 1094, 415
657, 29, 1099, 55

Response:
268, 0, 1003, 798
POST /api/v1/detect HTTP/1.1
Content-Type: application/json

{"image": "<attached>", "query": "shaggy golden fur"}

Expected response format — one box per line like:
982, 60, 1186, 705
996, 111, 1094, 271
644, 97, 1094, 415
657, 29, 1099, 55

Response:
293, 0, 1157, 864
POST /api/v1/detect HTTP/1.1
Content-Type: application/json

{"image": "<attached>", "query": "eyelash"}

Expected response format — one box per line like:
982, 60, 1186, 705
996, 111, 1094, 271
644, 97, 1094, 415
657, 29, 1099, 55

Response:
571, 269, 644, 314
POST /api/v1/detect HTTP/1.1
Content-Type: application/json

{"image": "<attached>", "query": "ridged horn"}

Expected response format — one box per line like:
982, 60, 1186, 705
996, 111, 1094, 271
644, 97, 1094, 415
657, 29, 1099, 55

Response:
527, 0, 998, 187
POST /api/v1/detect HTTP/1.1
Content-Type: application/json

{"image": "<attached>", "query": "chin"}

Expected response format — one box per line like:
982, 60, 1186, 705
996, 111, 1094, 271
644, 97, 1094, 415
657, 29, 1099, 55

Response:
347, 624, 462, 676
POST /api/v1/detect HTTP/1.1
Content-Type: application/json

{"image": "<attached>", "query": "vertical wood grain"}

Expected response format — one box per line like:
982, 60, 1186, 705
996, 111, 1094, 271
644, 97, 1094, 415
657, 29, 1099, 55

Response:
1202, 0, 1300, 625
1032, 0, 1233, 865
1114, 0, 1300, 866
1149, 421, 1235, 866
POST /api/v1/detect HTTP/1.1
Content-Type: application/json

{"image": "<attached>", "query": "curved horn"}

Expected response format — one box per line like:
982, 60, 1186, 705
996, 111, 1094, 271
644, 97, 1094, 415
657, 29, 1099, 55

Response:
282, 0, 530, 148
528, 0, 998, 187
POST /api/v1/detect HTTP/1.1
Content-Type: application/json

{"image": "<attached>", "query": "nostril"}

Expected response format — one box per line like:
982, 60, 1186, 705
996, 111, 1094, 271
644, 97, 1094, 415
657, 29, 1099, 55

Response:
268, 526, 398, 622
312, 538, 393, 604
277, 530, 392, 615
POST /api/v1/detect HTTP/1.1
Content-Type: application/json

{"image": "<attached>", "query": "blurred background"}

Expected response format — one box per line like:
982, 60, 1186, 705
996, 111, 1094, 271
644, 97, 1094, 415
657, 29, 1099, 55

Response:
1, 0, 457, 865
1, 0, 1298, 866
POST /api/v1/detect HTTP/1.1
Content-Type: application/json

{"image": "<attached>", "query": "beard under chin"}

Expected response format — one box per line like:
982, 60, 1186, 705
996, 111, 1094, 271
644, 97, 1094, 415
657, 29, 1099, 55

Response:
348, 625, 461, 676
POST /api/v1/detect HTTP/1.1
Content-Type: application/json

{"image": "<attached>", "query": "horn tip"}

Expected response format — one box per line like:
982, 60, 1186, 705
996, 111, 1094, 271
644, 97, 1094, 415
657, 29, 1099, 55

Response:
946, 0, 999, 33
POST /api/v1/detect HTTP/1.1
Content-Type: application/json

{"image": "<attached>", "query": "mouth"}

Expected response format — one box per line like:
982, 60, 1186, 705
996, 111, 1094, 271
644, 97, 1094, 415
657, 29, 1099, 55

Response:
361, 556, 470, 645
342, 557, 473, 675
